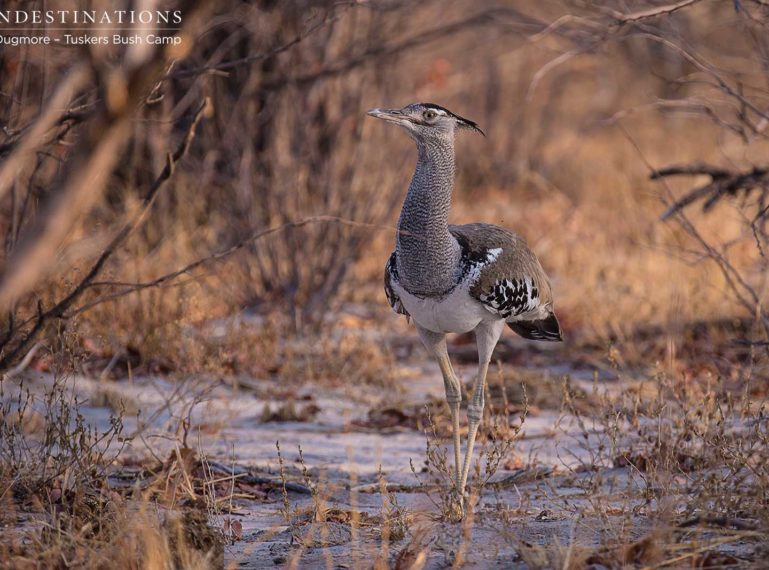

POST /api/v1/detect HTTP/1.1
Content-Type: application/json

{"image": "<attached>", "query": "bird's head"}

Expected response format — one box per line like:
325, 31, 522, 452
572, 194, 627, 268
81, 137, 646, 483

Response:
367, 103, 484, 143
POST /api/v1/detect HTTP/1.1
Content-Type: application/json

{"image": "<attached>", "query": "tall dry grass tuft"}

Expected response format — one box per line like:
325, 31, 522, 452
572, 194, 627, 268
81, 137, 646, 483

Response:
0, 367, 225, 569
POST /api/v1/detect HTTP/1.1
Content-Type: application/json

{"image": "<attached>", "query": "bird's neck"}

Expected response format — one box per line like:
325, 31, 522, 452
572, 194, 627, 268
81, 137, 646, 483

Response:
396, 137, 461, 296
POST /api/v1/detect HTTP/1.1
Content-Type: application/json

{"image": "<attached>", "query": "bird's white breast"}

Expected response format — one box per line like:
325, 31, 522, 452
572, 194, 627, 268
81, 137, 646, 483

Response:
393, 278, 493, 334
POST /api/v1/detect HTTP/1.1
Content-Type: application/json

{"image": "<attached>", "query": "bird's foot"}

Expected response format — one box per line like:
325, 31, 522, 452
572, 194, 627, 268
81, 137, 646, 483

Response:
446, 486, 467, 522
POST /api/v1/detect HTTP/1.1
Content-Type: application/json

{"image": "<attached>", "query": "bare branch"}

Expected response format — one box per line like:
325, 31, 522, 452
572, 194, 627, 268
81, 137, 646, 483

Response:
0, 1, 212, 313
163, 6, 544, 88
611, 0, 702, 23
67, 216, 395, 317
0, 99, 209, 370
620, 125, 769, 340
165, 13, 335, 80
651, 164, 733, 179
0, 64, 90, 203
655, 164, 769, 220
631, 31, 769, 124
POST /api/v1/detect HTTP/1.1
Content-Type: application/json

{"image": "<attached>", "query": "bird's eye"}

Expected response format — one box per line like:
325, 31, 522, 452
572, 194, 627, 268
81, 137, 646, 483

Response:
423, 110, 437, 121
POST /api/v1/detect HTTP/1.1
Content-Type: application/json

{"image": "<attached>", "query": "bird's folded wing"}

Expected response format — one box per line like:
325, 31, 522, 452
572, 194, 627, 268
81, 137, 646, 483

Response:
384, 251, 409, 317
450, 223, 562, 341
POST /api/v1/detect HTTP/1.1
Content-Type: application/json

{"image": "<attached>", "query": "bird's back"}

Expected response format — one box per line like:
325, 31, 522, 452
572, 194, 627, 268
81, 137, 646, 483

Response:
449, 223, 552, 306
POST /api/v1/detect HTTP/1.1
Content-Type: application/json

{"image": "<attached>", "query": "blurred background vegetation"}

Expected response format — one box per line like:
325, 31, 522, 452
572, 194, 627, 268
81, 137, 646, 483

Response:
0, 0, 768, 381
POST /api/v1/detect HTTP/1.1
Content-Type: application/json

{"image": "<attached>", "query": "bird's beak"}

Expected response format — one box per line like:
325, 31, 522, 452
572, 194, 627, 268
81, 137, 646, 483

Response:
367, 108, 409, 125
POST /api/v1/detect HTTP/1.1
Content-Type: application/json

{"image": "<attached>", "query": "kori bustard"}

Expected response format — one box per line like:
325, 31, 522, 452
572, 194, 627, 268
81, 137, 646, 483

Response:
368, 102, 562, 510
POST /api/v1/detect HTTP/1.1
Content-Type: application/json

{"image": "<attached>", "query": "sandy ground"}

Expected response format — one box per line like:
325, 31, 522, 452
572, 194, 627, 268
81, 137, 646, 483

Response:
5, 330, 762, 568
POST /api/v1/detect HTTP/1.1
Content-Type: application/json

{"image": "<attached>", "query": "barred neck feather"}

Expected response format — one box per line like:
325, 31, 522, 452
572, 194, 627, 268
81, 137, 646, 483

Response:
396, 136, 461, 296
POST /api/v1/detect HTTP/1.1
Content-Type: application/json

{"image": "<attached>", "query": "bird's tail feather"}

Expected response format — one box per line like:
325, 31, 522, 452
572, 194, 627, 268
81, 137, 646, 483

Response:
507, 312, 562, 342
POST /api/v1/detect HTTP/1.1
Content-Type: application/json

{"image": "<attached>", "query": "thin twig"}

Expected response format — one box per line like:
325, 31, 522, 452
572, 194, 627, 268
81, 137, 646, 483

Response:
66, 216, 395, 316
1, 342, 42, 380
611, 0, 701, 23
0, 99, 209, 370
260, 8, 547, 92
0, 0, 212, 314
165, 15, 334, 80
0, 64, 90, 203
654, 163, 769, 220
620, 125, 769, 341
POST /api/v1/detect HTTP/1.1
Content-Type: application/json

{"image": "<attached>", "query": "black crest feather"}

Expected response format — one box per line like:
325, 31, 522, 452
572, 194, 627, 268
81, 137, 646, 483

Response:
421, 103, 484, 136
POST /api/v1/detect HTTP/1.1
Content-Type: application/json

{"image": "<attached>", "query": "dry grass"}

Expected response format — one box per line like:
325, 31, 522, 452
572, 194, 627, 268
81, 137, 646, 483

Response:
5, 364, 767, 568
0, 371, 226, 569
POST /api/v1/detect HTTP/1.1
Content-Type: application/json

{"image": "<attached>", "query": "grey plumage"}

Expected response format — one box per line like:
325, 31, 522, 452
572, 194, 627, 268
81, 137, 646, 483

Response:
369, 102, 562, 514
395, 131, 461, 296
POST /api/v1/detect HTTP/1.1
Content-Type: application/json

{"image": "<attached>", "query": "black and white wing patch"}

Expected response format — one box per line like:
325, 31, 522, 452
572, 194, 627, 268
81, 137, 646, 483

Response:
478, 277, 540, 319
478, 274, 562, 341
384, 252, 409, 317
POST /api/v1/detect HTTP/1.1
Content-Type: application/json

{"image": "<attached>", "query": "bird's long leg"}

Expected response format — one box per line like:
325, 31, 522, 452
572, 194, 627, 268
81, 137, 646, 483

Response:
458, 361, 488, 495
458, 320, 504, 497
436, 353, 462, 491
416, 326, 462, 493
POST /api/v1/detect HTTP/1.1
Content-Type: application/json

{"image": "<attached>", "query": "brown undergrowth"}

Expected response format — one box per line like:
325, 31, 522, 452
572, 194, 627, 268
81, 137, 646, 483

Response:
5, 1, 767, 376
0, 370, 229, 569
501, 371, 769, 569
3, 342, 768, 568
